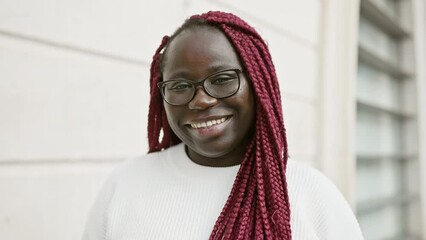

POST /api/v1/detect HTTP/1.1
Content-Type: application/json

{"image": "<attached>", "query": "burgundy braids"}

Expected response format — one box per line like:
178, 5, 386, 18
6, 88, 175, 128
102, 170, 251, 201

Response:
147, 11, 291, 239
148, 35, 181, 152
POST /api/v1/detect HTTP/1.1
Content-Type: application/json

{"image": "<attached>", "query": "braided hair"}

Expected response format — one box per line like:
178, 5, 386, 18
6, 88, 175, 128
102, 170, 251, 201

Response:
147, 11, 291, 239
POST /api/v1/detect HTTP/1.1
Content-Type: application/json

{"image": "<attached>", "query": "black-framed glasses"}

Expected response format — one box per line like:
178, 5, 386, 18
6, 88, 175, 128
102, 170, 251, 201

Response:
158, 69, 242, 106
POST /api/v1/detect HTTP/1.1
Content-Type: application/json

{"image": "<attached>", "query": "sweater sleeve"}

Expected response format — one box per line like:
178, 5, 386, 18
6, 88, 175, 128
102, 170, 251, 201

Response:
82, 171, 118, 240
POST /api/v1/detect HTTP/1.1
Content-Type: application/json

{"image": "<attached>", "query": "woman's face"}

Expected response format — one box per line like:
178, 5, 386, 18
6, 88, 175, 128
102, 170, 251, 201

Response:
162, 27, 255, 167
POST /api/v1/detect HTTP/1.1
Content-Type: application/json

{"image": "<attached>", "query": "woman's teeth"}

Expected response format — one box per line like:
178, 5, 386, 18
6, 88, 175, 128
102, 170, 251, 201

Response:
190, 117, 227, 129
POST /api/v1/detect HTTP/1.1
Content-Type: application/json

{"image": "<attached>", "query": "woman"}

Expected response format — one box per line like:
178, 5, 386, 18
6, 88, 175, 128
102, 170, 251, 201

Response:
84, 11, 363, 239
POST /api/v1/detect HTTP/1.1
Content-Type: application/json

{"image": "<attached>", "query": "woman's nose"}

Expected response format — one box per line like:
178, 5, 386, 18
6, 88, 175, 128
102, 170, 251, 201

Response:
188, 87, 218, 110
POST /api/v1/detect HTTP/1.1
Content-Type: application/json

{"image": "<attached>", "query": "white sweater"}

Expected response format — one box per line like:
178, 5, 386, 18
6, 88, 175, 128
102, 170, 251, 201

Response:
83, 143, 364, 239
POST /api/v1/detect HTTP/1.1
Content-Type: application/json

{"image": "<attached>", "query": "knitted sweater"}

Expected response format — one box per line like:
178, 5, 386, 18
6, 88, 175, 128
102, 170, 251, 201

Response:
83, 143, 364, 239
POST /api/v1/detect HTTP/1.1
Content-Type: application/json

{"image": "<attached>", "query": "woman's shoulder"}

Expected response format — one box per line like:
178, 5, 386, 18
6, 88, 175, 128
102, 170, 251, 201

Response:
286, 158, 352, 210
112, 144, 184, 180
286, 159, 343, 198
286, 159, 364, 239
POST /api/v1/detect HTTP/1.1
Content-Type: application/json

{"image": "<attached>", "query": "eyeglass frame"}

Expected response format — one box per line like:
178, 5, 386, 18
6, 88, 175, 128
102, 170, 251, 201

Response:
157, 68, 243, 106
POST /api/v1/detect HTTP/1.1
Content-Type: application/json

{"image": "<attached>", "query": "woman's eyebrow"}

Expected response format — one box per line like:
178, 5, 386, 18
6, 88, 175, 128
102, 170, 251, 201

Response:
166, 64, 241, 80
207, 63, 240, 72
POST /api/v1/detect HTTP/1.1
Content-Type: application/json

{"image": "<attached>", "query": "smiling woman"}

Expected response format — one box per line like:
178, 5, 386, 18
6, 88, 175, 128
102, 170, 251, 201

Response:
83, 11, 364, 240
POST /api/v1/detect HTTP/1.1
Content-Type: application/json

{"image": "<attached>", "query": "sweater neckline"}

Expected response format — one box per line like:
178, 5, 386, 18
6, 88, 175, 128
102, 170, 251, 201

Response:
165, 143, 240, 182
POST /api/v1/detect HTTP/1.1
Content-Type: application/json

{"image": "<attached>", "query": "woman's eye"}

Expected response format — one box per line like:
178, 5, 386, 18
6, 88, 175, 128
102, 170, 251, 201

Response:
168, 81, 192, 91
211, 75, 236, 85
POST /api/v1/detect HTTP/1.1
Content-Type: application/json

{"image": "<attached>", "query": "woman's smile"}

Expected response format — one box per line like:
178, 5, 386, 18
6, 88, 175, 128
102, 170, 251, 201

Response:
186, 115, 232, 138
188, 116, 228, 129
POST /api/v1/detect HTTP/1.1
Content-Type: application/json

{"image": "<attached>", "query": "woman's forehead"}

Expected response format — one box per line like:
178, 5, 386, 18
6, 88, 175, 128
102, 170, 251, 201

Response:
162, 27, 242, 77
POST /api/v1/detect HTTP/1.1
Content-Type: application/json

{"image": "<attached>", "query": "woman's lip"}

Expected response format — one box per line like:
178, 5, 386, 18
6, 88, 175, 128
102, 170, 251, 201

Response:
187, 116, 232, 138
188, 116, 229, 129
185, 115, 232, 125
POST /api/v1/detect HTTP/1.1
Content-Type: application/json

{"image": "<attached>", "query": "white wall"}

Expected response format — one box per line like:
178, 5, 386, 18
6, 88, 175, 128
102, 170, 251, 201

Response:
0, 1, 351, 239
